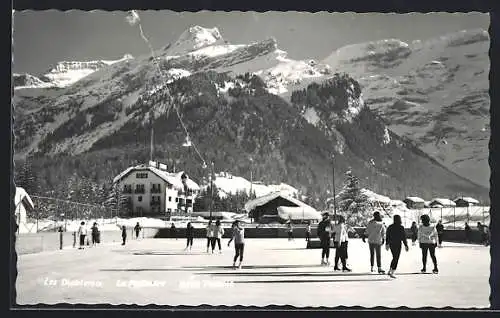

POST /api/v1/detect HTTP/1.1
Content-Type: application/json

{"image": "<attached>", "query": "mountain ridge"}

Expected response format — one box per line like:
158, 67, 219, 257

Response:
13, 26, 490, 202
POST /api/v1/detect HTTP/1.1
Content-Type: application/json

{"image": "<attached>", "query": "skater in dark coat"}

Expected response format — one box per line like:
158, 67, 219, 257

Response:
305, 222, 311, 242
287, 222, 294, 241
91, 222, 99, 246
134, 222, 141, 239
385, 215, 409, 278
121, 225, 127, 246
410, 222, 418, 246
436, 220, 444, 247
171, 223, 177, 240
317, 212, 333, 266
185, 222, 194, 250
464, 222, 471, 242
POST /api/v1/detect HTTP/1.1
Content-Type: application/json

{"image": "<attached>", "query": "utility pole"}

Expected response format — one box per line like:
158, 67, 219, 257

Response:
210, 161, 214, 221
249, 157, 253, 198
332, 154, 337, 223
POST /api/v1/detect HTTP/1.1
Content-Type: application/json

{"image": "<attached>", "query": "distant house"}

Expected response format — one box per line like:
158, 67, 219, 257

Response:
429, 198, 456, 208
360, 188, 391, 209
454, 197, 480, 207
15, 187, 35, 232
113, 161, 200, 216
245, 192, 320, 223
403, 196, 425, 209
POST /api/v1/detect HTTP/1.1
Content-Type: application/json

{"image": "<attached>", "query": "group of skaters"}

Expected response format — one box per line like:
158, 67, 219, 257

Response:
465, 221, 490, 246
76, 221, 102, 249
183, 219, 246, 269
317, 211, 442, 278
76, 221, 144, 249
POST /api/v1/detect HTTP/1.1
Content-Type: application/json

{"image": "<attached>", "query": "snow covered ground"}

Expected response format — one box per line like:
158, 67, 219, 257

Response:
16, 238, 489, 307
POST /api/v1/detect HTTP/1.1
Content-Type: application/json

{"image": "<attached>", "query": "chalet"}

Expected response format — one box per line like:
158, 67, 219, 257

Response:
244, 191, 320, 223
429, 198, 456, 208
15, 187, 35, 233
112, 161, 200, 216
360, 188, 392, 209
403, 196, 425, 209
454, 197, 480, 207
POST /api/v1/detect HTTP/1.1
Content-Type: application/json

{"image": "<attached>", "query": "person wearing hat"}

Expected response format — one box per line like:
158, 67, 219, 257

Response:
363, 211, 386, 274
317, 212, 333, 266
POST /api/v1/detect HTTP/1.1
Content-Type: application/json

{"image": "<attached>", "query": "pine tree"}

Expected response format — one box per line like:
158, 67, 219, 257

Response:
336, 171, 373, 226
16, 157, 39, 195
105, 183, 119, 218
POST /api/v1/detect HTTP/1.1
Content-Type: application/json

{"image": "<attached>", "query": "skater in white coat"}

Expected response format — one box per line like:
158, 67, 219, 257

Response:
418, 214, 439, 274
206, 220, 214, 253
211, 219, 224, 253
228, 220, 245, 269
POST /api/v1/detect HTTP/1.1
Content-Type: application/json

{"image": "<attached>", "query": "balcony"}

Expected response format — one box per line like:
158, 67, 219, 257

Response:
123, 188, 132, 194
151, 187, 161, 194
135, 188, 145, 194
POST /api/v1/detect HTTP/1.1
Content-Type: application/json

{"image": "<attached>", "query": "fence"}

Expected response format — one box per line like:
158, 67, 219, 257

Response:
18, 195, 118, 234
403, 206, 490, 229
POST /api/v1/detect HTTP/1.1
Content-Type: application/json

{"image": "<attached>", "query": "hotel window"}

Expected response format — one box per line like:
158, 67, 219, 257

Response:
123, 184, 132, 194
175, 198, 179, 202
138, 196, 143, 202
151, 183, 161, 193
168, 196, 172, 202
136, 172, 148, 179
135, 184, 145, 194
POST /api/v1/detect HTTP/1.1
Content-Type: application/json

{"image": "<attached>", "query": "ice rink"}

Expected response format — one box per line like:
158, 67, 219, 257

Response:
15, 238, 490, 308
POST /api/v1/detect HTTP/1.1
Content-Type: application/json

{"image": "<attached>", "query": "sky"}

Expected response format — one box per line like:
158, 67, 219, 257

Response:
12, 11, 489, 75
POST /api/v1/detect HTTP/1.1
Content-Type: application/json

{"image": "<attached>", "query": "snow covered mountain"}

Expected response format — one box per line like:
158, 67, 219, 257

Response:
12, 73, 52, 89
14, 54, 134, 90
12, 26, 490, 199
321, 29, 490, 187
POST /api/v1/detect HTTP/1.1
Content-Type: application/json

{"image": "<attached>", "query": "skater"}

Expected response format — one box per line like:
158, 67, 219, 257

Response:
77, 222, 87, 250
418, 214, 439, 274
478, 222, 489, 246
171, 223, 177, 240
385, 215, 409, 278
134, 222, 141, 239
206, 220, 214, 253
317, 212, 333, 266
91, 222, 99, 246
436, 220, 444, 247
464, 222, 471, 242
333, 215, 351, 272
305, 222, 311, 242
410, 221, 418, 246
228, 220, 245, 269
287, 222, 294, 241
211, 220, 224, 253
363, 211, 386, 274
185, 222, 194, 250
121, 225, 127, 246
